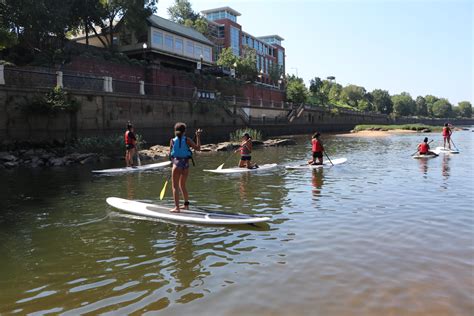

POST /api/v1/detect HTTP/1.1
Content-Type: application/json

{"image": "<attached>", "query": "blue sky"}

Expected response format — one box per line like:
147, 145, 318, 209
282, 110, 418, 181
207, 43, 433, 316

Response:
157, 0, 473, 105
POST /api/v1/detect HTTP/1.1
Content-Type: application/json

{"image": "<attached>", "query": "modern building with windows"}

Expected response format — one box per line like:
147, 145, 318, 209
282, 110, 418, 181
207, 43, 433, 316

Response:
74, 15, 214, 72
201, 7, 285, 85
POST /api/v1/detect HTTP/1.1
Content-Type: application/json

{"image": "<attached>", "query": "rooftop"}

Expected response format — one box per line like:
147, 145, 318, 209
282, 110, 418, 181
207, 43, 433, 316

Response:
200, 7, 242, 17
258, 35, 285, 41
147, 15, 214, 46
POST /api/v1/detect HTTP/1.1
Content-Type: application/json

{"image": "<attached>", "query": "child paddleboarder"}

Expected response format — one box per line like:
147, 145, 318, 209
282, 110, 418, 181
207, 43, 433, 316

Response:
125, 122, 137, 167
308, 132, 324, 165
169, 122, 202, 213
417, 137, 437, 156
442, 123, 452, 150
235, 133, 258, 169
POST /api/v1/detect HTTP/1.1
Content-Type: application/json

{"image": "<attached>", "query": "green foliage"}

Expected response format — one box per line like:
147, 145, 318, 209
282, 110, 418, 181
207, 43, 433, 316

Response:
431, 98, 452, 118
371, 89, 393, 114
0, 27, 17, 49
309, 77, 328, 106
167, 0, 199, 24
424, 95, 439, 117
65, 134, 145, 155
236, 46, 257, 80
415, 96, 428, 116
286, 75, 308, 104
230, 128, 262, 142
217, 47, 238, 68
268, 63, 282, 85
456, 101, 472, 118
391, 92, 415, 116
340, 84, 367, 110
22, 87, 80, 115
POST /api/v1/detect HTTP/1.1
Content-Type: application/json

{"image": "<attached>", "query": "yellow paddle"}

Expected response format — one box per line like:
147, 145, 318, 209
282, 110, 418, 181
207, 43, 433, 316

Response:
159, 175, 171, 200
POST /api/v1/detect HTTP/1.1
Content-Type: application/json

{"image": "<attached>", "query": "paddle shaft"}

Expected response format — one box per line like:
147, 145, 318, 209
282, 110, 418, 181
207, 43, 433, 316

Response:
324, 151, 334, 166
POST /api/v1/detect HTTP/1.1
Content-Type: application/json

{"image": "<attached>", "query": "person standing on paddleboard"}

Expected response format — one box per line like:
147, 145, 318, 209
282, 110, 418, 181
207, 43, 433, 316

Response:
442, 123, 452, 150
169, 122, 202, 213
125, 123, 137, 167
308, 132, 324, 165
418, 137, 437, 156
236, 133, 258, 169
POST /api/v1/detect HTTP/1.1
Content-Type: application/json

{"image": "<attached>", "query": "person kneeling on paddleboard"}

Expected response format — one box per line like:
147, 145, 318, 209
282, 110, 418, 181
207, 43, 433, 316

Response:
125, 122, 137, 167
169, 122, 201, 213
308, 132, 324, 165
442, 123, 452, 150
236, 133, 258, 169
418, 137, 437, 156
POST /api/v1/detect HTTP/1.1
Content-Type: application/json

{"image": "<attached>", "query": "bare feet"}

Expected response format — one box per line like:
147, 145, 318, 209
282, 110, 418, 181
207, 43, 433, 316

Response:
170, 207, 180, 213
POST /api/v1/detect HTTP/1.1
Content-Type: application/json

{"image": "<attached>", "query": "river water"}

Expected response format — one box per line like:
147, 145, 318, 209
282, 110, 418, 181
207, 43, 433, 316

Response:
0, 130, 473, 315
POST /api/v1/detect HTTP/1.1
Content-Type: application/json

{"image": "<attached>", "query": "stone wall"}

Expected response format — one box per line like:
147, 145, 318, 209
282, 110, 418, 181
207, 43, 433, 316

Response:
1, 86, 472, 146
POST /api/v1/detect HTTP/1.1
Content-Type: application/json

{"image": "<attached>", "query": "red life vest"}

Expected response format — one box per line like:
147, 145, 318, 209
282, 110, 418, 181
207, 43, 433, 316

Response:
125, 131, 135, 145
312, 139, 323, 152
419, 143, 429, 154
442, 127, 450, 136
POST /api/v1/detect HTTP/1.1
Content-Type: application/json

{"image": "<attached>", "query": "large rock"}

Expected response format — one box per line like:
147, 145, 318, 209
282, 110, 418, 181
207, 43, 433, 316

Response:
50, 157, 66, 166
4, 161, 19, 168
80, 155, 98, 165
0, 152, 17, 162
263, 138, 297, 147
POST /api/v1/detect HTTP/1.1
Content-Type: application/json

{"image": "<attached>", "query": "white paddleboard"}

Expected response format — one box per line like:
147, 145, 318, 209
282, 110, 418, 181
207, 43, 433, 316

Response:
204, 163, 278, 174
106, 197, 270, 225
285, 158, 347, 169
92, 161, 171, 174
434, 147, 459, 154
412, 154, 438, 159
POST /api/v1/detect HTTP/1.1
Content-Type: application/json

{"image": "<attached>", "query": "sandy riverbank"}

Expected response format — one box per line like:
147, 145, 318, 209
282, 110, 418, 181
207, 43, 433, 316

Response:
336, 129, 419, 137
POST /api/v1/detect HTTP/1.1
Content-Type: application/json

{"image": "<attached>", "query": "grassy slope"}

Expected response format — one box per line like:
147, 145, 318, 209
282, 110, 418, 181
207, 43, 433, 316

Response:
353, 124, 443, 132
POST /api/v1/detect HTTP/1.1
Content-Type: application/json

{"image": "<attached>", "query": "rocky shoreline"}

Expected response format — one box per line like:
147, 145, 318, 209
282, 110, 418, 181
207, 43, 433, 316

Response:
1, 138, 297, 169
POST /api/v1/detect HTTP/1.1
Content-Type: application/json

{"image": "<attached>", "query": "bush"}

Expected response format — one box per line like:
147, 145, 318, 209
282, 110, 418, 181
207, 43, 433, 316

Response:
229, 128, 262, 142
65, 134, 145, 155
22, 86, 79, 115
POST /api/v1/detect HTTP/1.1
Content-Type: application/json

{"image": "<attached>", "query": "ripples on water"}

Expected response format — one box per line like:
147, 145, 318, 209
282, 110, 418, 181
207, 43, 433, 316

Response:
0, 131, 473, 315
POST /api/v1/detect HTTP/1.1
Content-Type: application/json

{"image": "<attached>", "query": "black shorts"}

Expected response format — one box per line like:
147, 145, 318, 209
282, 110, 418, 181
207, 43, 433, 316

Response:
240, 155, 251, 161
312, 151, 323, 159
126, 144, 135, 150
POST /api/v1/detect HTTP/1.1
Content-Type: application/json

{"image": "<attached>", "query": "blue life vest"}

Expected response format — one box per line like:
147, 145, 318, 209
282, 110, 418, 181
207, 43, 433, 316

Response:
171, 136, 192, 158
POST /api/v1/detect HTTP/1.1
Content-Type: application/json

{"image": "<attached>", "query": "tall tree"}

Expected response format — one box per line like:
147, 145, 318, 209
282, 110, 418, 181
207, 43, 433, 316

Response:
340, 84, 366, 109
237, 46, 257, 80
371, 89, 393, 114
309, 77, 328, 105
415, 96, 428, 116
216, 47, 238, 68
392, 92, 416, 116
286, 75, 308, 104
431, 99, 452, 118
424, 95, 439, 117
457, 101, 472, 118
167, 0, 198, 24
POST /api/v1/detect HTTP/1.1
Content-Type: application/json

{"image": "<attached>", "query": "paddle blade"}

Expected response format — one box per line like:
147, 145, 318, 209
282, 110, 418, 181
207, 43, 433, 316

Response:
159, 180, 168, 200
216, 163, 225, 170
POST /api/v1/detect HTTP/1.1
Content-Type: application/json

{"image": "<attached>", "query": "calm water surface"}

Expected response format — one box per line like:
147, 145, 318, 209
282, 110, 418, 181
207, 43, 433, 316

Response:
1, 130, 473, 315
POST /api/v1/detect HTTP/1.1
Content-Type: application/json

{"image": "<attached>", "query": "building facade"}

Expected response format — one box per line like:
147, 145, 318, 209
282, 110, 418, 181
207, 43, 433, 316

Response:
201, 7, 285, 85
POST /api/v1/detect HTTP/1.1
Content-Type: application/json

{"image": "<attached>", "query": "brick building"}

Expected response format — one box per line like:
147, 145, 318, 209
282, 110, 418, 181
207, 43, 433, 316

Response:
201, 7, 285, 85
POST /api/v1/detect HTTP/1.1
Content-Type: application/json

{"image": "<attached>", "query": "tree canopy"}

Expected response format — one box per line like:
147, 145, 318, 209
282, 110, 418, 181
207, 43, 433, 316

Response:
391, 92, 415, 116
456, 101, 472, 118
286, 75, 308, 104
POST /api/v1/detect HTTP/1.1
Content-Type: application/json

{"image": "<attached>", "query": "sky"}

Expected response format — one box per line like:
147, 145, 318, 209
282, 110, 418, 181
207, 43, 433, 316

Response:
156, 0, 473, 105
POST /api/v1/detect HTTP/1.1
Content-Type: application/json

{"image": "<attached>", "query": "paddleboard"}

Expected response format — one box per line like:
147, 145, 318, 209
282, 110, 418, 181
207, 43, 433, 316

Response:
204, 163, 278, 174
412, 154, 438, 159
92, 161, 171, 174
285, 158, 347, 169
434, 147, 459, 154
106, 197, 270, 225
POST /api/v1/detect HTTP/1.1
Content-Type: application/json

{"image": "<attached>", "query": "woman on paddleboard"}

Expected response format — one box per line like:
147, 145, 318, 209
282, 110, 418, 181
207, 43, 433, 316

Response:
308, 132, 324, 165
235, 133, 258, 169
169, 122, 202, 213
125, 122, 137, 167
442, 123, 452, 150
417, 137, 437, 156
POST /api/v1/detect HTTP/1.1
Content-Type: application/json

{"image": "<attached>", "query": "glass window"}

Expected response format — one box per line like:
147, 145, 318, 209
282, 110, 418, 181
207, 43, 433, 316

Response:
152, 31, 163, 46
230, 26, 240, 56
195, 45, 202, 59
175, 38, 183, 54
265, 58, 269, 73
186, 41, 194, 56
278, 50, 284, 66
203, 47, 211, 62
165, 34, 173, 50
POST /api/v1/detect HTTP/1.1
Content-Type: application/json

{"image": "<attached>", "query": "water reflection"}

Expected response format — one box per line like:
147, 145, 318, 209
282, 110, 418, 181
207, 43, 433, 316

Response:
311, 168, 324, 198
239, 173, 251, 201
417, 158, 429, 176
126, 174, 135, 200
442, 155, 450, 179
